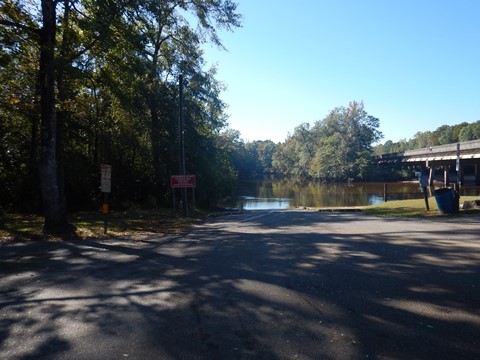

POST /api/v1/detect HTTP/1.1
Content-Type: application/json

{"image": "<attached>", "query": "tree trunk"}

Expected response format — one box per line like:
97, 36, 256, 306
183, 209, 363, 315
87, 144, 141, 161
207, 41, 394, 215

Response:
55, 0, 72, 222
29, 111, 42, 214
39, 0, 72, 234
149, 98, 169, 206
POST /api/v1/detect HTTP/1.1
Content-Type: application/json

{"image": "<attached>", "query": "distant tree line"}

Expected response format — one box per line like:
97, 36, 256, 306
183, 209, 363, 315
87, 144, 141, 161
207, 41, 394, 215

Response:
231, 110, 480, 182
230, 101, 383, 182
374, 121, 480, 155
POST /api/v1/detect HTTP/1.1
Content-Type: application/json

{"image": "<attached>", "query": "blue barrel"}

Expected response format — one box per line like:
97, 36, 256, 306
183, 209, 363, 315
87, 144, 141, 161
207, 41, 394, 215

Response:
434, 188, 456, 214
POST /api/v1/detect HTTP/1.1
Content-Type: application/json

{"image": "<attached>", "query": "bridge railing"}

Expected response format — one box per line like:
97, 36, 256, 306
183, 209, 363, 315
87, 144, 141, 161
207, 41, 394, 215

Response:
373, 140, 480, 162
404, 144, 456, 157
377, 139, 480, 159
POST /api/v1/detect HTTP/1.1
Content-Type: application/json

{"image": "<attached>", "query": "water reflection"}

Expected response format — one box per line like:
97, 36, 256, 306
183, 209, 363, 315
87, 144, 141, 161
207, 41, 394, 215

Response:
240, 197, 291, 210
226, 178, 480, 210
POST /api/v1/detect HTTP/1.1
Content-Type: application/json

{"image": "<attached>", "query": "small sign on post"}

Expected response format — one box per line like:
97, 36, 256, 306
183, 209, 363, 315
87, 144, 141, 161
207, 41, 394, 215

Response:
170, 175, 196, 216
101, 164, 112, 193
100, 164, 112, 234
418, 173, 430, 211
170, 175, 196, 188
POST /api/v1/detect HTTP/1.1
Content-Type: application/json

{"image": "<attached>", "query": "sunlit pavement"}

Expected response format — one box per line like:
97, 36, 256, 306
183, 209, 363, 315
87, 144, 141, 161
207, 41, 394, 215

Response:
1, 210, 480, 359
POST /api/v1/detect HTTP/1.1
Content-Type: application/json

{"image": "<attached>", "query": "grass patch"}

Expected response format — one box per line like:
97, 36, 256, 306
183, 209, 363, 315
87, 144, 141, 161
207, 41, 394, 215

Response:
0, 213, 45, 242
363, 195, 480, 217
0, 209, 200, 243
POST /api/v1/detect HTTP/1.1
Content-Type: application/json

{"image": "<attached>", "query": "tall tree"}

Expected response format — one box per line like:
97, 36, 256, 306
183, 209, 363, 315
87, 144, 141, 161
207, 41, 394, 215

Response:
272, 123, 315, 178
1, 0, 74, 232
273, 102, 382, 181
128, 0, 240, 204
39, 0, 75, 232
311, 101, 382, 181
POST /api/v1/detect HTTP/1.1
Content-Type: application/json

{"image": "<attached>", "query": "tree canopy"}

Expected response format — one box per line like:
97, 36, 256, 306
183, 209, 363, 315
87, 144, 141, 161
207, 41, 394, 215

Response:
374, 120, 480, 155
0, 0, 241, 232
272, 101, 382, 181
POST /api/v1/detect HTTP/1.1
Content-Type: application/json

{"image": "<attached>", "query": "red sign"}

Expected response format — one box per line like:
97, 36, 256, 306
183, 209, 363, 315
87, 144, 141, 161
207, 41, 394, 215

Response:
170, 175, 196, 188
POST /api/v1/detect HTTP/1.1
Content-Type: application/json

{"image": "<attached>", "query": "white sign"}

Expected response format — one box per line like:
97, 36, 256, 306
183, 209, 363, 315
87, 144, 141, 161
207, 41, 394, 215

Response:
101, 164, 112, 193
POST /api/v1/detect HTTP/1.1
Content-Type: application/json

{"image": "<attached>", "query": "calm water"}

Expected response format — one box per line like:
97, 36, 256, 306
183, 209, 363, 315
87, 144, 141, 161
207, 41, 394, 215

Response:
226, 178, 480, 210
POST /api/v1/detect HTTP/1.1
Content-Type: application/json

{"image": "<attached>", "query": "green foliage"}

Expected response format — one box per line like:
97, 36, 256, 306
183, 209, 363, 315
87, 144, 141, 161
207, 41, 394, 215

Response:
0, 0, 242, 214
247, 140, 277, 174
374, 120, 480, 154
272, 101, 382, 182
0, 20, 39, 210
459, 121, 480, 141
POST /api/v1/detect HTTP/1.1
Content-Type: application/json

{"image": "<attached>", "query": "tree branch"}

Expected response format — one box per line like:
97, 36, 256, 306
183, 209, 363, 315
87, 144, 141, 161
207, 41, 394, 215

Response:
67, 38, 98, 63
0, 19, 40, 35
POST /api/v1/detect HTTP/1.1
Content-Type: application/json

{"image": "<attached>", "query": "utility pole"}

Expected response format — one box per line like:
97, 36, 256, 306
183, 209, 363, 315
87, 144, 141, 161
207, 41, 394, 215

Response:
455, 142, 461, 188
179, 74, 188, 216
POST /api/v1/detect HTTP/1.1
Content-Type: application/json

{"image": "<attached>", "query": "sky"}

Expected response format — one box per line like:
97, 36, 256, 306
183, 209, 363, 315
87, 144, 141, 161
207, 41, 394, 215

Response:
201, 0, 480, 144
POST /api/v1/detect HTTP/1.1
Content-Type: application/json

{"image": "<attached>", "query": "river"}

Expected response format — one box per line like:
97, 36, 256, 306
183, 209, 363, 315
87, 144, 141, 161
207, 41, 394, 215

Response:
225, 178, 480, 210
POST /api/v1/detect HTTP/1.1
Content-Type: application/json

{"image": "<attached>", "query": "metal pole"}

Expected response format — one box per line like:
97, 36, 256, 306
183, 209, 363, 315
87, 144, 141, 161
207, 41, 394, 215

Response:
422, 186, 430, 211
103, 192, 108, 234
456, 142, 461, 188
172, 188, 176, 217
179, 75, 188, 216
192, 187, 195, 215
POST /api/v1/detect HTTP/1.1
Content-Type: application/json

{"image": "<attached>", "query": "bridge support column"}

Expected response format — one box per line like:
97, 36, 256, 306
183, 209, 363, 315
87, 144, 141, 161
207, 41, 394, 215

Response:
444, 165, 450, 187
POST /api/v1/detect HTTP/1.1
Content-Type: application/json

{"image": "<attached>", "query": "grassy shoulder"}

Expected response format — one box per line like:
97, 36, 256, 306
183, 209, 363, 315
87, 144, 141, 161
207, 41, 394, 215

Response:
0, 209, 201, 243
362, 195, 480, 217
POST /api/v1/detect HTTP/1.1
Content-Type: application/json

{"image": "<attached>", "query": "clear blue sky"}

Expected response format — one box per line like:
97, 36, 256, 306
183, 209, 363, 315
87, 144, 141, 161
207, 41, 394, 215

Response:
201, 0, 480, 144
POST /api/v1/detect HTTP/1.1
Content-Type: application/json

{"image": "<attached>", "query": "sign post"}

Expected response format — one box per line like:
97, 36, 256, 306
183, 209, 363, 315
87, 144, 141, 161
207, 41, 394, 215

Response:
170, 175, 196, 188
101, 164, 112, 234
171, 175, 196, 217
419, 173, 430, 211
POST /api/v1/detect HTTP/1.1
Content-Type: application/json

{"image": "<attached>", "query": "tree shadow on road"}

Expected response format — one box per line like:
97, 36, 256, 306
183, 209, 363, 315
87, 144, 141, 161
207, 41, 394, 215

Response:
1, 211, 479, 359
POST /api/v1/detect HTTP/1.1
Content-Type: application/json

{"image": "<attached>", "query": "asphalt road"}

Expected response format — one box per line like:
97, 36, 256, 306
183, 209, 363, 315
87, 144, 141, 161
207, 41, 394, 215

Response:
1, 210, 480, 360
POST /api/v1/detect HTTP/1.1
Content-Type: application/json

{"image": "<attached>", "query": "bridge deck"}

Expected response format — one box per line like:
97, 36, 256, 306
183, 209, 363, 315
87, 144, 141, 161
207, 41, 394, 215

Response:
374, 140, 480, 185
375, 139, 480, 164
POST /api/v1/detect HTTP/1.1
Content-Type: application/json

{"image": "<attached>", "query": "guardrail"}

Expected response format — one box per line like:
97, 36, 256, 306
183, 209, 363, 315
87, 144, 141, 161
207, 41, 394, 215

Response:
375, 139, 480, 160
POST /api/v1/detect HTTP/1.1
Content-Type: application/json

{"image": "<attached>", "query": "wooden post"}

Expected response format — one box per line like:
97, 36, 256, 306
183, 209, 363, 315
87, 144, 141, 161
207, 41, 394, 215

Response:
422, 186, 430, 211
419, 174, 429, 211
383, 183, 388, 203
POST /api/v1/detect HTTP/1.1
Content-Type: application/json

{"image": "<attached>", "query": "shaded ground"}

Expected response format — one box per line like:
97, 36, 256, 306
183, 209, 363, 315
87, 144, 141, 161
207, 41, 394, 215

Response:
1, 210, 479, 359
0, 209, 197, 243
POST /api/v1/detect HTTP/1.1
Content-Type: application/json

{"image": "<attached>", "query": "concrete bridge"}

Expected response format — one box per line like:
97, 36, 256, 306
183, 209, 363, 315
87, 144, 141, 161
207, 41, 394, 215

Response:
374, 139, 480, 186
